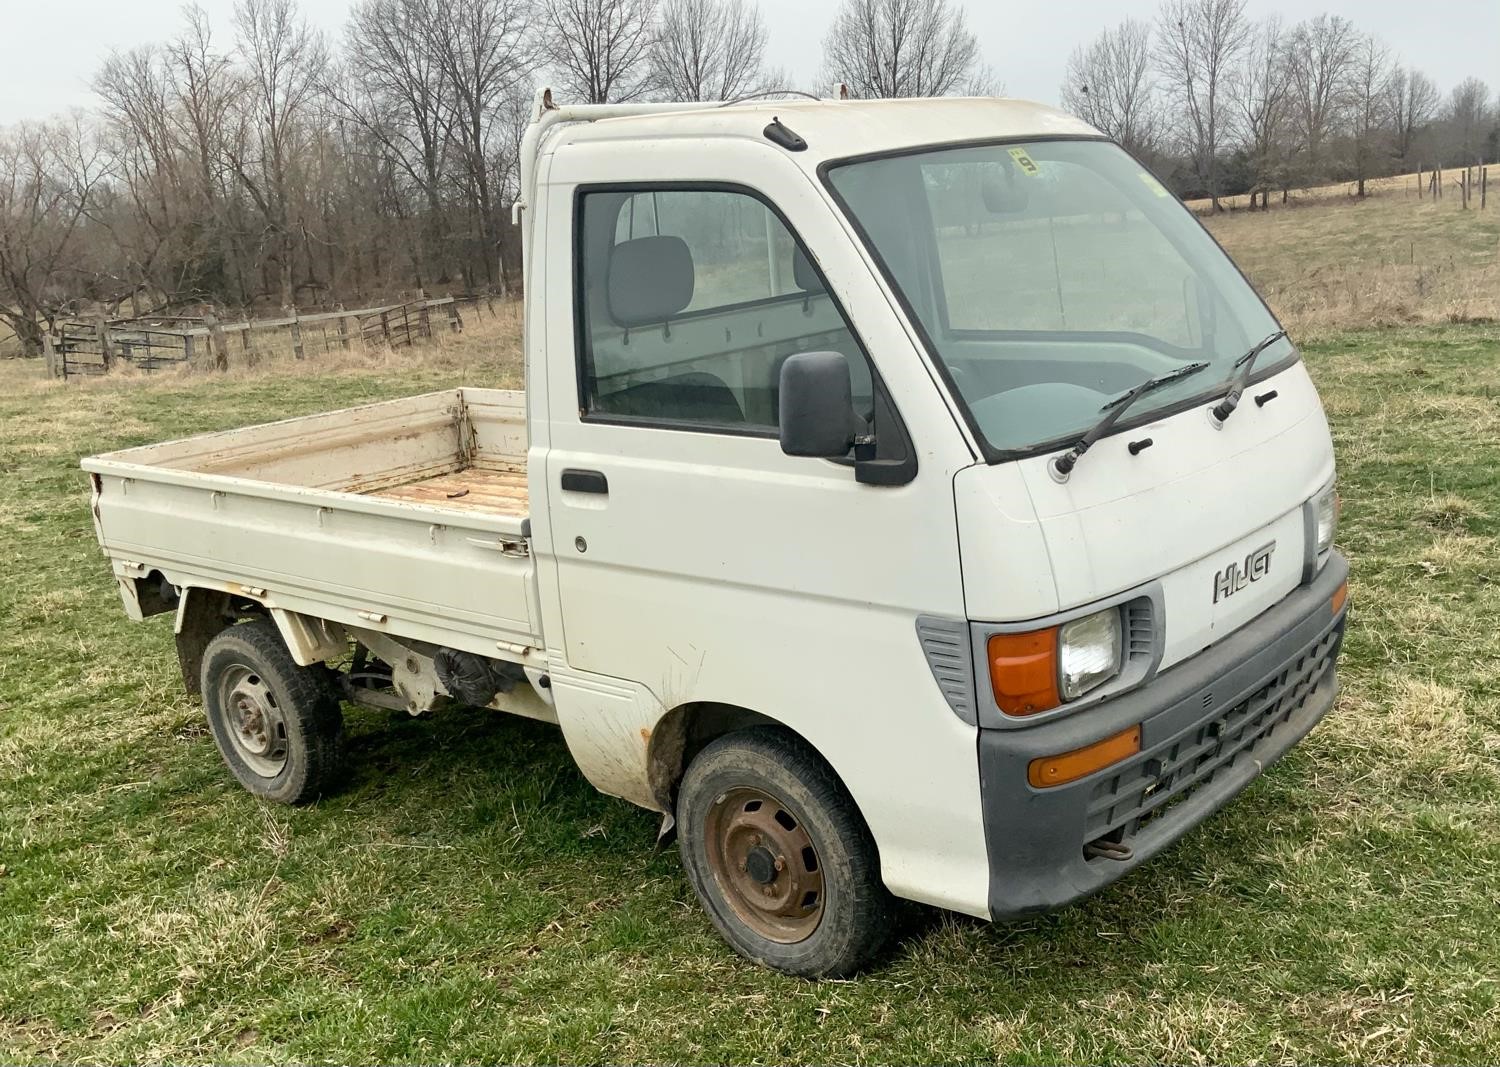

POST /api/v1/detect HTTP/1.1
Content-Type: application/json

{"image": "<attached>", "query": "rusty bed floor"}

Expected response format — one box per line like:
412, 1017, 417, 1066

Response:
366, 466, 529, 516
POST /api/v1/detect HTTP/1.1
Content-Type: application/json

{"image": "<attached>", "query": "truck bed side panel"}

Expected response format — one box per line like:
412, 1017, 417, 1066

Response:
84, 388, 540, 660
89, 472, 537, 658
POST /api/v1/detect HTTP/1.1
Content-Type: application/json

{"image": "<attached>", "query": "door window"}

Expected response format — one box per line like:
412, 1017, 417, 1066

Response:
576, 187, 873, 431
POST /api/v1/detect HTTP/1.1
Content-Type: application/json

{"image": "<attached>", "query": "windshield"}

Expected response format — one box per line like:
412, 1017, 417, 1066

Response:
825, 139, 1295, 456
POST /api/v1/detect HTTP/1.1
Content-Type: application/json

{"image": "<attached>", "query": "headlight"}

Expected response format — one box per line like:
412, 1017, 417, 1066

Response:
1314, 482, 1339, 556
1059, 608, 1122, 700
987, 606, 1125, 716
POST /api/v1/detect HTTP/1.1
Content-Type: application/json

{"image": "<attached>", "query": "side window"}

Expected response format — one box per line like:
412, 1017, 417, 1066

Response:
577, 187, 874, 431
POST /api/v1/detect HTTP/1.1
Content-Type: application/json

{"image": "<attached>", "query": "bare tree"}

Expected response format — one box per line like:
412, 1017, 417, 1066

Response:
230, 0, 329, 307
651, 0, 767, 102
1346, 33, 1394, 197
1154, 0, 1250, 210
167, 7, 248, 303
420, 0, 534, 291
0, 119, 107, 353
821, 0, 983, 99
94, 46, 190, 302
540, 0, 657, 104
337, 0, 455, 286
1445, 77, 1493, 166
1060, 18, 1159, 159
1386, 66, 1438, 169
1230, 16, 1292, 208
1285, 14, 1358, 182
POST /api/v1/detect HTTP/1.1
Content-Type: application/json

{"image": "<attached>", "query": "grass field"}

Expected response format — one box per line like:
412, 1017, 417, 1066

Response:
2, 310, 1499, 1062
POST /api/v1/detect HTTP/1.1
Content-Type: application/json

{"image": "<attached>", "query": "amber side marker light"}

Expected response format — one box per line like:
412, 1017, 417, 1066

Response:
1028, 725, 1142, 789
1331, 580, 1349, 617
987, 628, 1061, 715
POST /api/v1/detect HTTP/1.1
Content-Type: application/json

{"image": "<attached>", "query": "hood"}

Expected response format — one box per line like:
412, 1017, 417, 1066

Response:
953, 361, 1335, 671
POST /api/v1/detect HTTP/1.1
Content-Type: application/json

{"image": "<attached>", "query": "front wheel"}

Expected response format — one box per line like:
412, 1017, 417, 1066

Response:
201, 619, 344, 804
676, 726, 894, 977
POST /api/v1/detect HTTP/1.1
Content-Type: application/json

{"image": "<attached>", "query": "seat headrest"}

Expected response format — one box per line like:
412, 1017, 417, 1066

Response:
792, 246, 823, 293
608, 236, 694, 327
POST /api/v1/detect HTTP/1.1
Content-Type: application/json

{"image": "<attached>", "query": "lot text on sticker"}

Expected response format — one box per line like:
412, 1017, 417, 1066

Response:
1007, 147, 1040, 176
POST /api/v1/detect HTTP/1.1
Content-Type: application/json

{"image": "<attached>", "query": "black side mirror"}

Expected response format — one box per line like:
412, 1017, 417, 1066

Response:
778, 351, 858, 458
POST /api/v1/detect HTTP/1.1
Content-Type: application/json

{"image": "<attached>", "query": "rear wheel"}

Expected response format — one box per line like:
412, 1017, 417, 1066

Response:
677, 727, 893, 977
201, 619, 344, 804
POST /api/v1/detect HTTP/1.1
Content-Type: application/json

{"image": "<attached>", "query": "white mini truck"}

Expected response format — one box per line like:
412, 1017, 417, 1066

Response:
85, 94, 1349, 976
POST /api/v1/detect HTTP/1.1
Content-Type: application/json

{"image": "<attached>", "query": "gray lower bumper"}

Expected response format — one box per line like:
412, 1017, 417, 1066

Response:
979, 551, 1349, 918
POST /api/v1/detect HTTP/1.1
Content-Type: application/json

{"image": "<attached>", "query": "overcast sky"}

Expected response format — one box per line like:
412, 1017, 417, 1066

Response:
1, 0, 1496, 125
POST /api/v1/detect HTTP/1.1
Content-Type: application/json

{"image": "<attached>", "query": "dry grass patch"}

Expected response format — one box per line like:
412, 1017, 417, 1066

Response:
1202, 192, 1499, 337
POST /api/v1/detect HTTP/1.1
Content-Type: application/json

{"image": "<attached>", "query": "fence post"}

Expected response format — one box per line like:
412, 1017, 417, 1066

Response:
182, 333, 196, 364
400, 302, 413, 347
419, 300, 431, 340
95, 314, 115, 371
447, 300, 463, 332
1417, 165, 1424, 198
337, 304, 352, 350
1483, 168, 1488, 210
288, 306, 305, 359
379, 310, 392, 345
42, 332, 62, 379
204, 311, 230, 371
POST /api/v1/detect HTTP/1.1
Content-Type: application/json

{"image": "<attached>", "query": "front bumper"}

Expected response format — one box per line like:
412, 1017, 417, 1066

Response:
978, 551, 1349, 918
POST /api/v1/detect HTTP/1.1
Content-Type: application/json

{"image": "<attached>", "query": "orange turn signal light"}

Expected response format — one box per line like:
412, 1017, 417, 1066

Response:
1331, 580, 1349, 617
987, 628, 1061, 716
1028, 725, 1142, 789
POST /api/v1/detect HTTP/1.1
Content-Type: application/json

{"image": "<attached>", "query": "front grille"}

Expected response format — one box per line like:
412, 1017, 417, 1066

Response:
1083, 624, 1342, 855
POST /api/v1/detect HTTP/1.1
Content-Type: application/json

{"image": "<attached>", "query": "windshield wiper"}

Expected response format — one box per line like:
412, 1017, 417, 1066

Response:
1049, 361, 1211, 482
1208, 330, 1288, 426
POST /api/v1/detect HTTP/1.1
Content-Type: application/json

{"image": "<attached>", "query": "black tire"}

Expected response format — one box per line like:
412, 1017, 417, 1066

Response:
200, 618, 344, 804
677, 726, 894, 977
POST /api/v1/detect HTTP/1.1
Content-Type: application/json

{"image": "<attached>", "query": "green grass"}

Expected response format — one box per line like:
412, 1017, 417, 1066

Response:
3, 323, 1500, 1063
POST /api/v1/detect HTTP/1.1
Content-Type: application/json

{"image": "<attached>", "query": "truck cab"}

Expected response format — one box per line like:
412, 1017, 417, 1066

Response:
84, 93, 1348, 977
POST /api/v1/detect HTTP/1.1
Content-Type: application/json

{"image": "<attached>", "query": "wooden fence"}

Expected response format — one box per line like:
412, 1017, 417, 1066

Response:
46, 294, 499, 381
1416, 164, 1489, 209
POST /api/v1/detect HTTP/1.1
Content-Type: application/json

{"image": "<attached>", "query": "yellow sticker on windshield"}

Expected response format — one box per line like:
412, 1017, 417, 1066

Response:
1007, 147, 1040, 176
1138, 172, 1171, 197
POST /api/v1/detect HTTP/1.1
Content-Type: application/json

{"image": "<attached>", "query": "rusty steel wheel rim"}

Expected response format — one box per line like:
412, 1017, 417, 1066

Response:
703, 786, 826, 943
218, 663, 288, 778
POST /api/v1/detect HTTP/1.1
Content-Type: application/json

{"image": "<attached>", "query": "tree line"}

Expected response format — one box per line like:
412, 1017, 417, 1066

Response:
0, 0, 1493, 355
1062, 0, 1497, 209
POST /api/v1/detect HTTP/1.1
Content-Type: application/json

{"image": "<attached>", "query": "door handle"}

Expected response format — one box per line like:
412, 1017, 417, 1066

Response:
560, 469, 608, 495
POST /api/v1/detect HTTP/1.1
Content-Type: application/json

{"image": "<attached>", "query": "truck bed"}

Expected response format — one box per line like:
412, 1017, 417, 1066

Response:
368, 466, 529, 517
83, 389, 541, 663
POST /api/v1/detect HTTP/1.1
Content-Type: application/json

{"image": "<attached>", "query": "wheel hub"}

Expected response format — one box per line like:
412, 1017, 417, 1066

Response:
745, 845, 777, 885
218, 665, 288, 778
704, 786, 825, 943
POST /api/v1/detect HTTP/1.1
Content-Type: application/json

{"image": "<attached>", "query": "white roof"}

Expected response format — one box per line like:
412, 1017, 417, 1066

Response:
549, 97, 1102, 165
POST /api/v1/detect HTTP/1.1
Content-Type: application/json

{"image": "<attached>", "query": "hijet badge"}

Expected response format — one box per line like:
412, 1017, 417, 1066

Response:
1214, 541, 1276, 603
